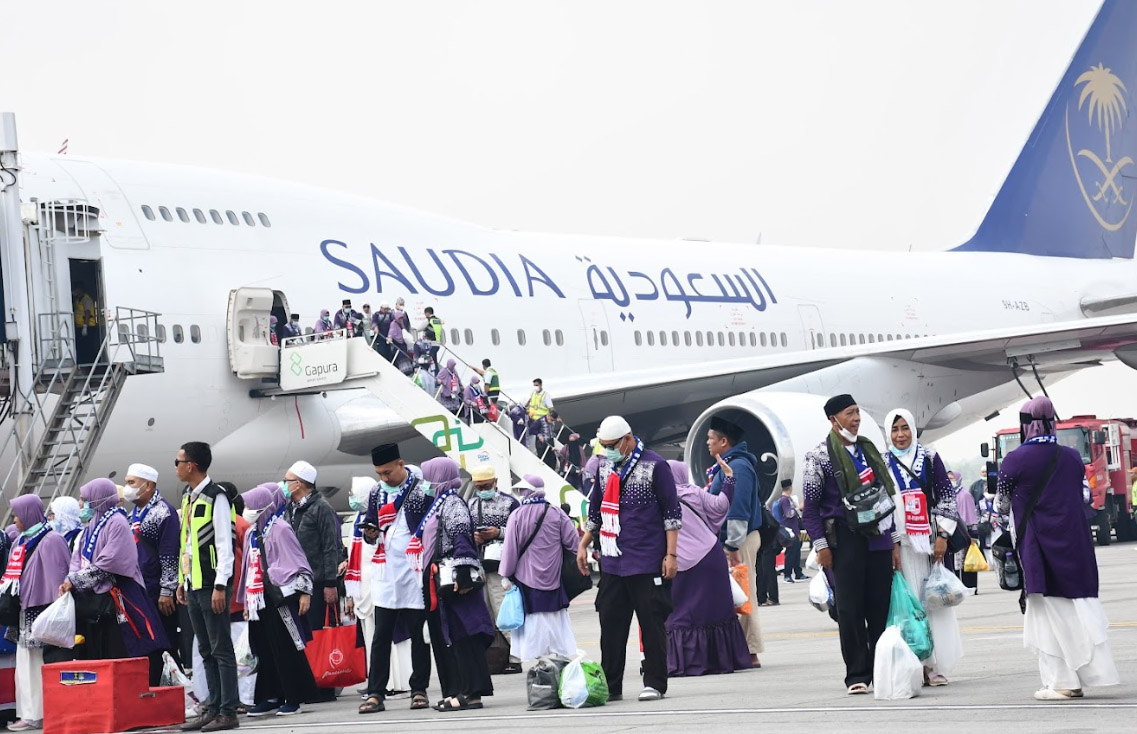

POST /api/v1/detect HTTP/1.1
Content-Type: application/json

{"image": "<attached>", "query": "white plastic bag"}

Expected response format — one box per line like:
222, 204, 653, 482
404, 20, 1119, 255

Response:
160, 652, 200, 714
234, 623, 257, 673
805, 547, 821, 571
808, 572, 832, 612
873, 626, 923, 700
559, 655, 589, 709
30, 593, 75, 648
728, 573, 748, 607
923, 562, 966, 609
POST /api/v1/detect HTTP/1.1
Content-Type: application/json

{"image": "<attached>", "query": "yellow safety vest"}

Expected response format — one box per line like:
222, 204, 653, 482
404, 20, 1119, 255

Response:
74, 294, 98, 327
528, 391, 550, 419
179, 484, 236, 590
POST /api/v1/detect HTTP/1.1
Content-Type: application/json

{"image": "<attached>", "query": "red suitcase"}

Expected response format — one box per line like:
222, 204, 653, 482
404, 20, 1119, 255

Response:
43, 657, 184, 734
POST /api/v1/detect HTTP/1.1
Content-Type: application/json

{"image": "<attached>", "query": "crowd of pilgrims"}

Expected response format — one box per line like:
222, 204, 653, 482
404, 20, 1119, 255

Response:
0, 393, 1120, 730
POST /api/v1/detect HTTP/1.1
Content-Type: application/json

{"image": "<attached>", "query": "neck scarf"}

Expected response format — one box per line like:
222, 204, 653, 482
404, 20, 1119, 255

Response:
369, 472, 418, 579
345, 512, 365, 598
1025, 435, 1058, 445
521, 494, 548, 506
889, 446, 931, 554
129, 493, 161, 544
408, 487, 458, 574
599, 437, 644, 557
244, 514, 280, 621
827, 431, 895, 536
82, 507, 127, 563
0, 525, 50, 596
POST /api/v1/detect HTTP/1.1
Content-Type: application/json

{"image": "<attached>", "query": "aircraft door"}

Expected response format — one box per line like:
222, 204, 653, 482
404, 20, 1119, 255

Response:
578, 300, 613, 373
69, 259, 105, 365
797, 304, 826, 350
227, 287, 280, 378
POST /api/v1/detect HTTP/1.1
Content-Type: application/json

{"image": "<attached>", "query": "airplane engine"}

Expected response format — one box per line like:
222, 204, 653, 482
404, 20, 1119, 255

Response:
684, 391, 884, 502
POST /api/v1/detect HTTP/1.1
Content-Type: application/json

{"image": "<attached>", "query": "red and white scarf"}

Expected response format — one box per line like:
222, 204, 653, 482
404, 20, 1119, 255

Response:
599, 438, 643, 558
0, 526, 49, 597
368, 502, 398, 580
345, 514, 365, 599
891, 446, 932, 555
244, 516, 277, 621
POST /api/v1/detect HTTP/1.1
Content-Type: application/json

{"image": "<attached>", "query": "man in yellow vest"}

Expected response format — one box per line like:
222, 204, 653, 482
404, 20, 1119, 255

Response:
526, 378, 554, 452
176, 441, 239, 733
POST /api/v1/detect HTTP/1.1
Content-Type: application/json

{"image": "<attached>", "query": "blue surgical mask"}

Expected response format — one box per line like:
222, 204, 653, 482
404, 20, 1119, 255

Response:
21, 522, 43, 538
79, 507, 95, 523
603, 448, 623, 463
889, 445, 914, 459
348, 496, 365, 512
476, 490, 496, 501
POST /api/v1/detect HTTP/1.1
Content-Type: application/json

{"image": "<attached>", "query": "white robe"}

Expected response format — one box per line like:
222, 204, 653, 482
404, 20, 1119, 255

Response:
1024, 595, 1120, 691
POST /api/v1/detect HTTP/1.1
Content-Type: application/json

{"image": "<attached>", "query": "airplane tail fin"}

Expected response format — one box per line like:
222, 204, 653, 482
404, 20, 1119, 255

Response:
954, 0, 1137, 259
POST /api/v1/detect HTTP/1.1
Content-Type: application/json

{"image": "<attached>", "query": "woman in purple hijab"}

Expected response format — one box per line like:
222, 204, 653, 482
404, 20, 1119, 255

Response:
499, 474, 581, 660
61, 478, 169, 661
998, 397, 1120, 700
237, 483, 317, 716
435, 359, 463, 414
3, 495, 72, 730
419, 457, 494, 711
386, 310, 414, 375
664, 459, 751, 676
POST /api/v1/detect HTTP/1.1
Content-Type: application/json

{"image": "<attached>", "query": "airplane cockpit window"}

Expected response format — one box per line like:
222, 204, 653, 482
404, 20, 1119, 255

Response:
258, 213, 272, 227
517, 329, 526, 346
190, 325, 202, 344
159, 206, 173, 222
491, 328, 501, 346
173, 325, 184, 344
141, 205, 155, 221
225, 210, 239, 225
600, 331, 609, 346
193, 208, 207, 223
176, 207, 190, 223
210, 210, 224, 224
242, 211, 256, 227
464, 328, 474, 345
555, 329, 564, 347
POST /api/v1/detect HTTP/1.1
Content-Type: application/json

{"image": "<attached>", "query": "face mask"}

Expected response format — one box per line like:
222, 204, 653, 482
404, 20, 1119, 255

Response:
122, 485, 141, 502
242, 508, 263, 524
833, 418, 857, 443
79, 507, 95, 523
889, 444, 913, 459
279, 480, 291, 500
603, 448, 624, 463
534, 387, 542, 393
476, 490, 496, 501
291, 320, 298, 327
21, 522, 43, 538
348, 496, 365, 512
421, 480, 435, 498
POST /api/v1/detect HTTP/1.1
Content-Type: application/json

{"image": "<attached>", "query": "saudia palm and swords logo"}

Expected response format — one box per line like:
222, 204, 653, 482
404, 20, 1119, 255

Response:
1067, 62, 1134, 232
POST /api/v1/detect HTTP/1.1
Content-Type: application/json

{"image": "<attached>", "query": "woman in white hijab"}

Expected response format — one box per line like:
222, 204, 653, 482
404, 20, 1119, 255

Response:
883, 408, 964, 686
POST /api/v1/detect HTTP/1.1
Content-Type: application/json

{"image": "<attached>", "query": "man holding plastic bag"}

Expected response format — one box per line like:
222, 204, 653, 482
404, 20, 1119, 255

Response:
801, 395, 901, 695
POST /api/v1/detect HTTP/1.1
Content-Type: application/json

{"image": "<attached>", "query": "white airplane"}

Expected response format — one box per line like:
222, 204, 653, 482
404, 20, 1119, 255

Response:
3, 0, 1137, 510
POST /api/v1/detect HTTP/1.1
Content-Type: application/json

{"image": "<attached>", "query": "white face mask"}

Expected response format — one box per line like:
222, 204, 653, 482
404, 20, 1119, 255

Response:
242, 508, 263, 524
834, 417, 857, 442
122, 484, 142, 501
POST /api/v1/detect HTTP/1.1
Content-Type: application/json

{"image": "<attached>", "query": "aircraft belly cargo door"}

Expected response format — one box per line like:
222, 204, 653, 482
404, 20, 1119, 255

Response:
578, 299, 614, 373
227, 287, 284, 378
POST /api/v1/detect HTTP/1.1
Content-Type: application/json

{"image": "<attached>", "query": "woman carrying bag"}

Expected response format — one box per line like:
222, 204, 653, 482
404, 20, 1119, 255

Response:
2, 496, 72, 731
237, 483, 317, 717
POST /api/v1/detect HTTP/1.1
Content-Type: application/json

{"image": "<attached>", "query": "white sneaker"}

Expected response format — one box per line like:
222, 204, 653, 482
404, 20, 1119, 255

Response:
1034, 688, 1081, 700
7, 720, 41, 732
638, 687, 663, 701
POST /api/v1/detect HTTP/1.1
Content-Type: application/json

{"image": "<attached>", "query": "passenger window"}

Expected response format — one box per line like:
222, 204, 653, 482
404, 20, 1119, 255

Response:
451, 328, 460, 344
117, 323, 130, 342
695, 332, 704, 347
517, 329, 526, 346
190, 325, 202, 344
464, 328, 474, 345
868, 334, 875, 343
173, 325, 184, 344
684, 332, 692, 347
635, 331, 642, 346
600, 331, 609, 346
840, 334, 847, 346
176, 207, 190, 223
258, 213, 272, 227
491, 329, 501, 346
728, 332, 736, 347
156, 324, 167, 343
137, 324, 149, 339
659, 331, 667, 346
226, 210, 239, 225
749, 333, 757, 347
858, 334, 865, 345
761, 333, 768, 347
141, 205, 155, 221
242, 211, 256, 227
647, 331, 655, 346
781, 332, 787, 347
542, 329, 552, 346
210, 210, 224, 224
192, 208, 207, 223
159, 206, 173, 222
887, 334, 894, 341
672, 330, 680, 346
717, 332, 725, 347
878, 334, 884, 342
555, 329, 564, 347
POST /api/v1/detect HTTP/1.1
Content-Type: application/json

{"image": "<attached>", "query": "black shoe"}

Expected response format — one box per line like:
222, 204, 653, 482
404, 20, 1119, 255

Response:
795, 574, 809, 580
608, 692, 623, 701
201, 714, 240, 732
183, 712, 217, 732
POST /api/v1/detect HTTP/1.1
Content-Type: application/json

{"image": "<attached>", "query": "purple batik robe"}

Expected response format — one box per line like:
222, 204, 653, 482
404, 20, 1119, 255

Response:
997, 442, 1098, 599
7, 496, 72, 647
421, 495, 495, 646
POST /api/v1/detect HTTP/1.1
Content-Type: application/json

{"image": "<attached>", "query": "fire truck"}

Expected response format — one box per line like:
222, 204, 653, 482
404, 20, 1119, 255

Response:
981, 415, 1137, 545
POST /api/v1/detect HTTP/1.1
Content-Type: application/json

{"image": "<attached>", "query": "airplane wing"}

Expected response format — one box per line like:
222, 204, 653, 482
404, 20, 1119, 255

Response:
550, 312, 1137, 423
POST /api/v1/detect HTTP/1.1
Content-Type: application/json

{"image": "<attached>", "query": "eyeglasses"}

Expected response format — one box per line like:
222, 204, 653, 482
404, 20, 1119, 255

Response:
598, 439, 622, 449
174, 459, 193, 467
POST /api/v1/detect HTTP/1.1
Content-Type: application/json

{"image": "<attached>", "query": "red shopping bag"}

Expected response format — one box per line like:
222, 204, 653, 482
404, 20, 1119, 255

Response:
305, 609, 366, 689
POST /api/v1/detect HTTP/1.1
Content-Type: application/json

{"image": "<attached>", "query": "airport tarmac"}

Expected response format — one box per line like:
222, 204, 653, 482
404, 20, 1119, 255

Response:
154, 543, 1136, 734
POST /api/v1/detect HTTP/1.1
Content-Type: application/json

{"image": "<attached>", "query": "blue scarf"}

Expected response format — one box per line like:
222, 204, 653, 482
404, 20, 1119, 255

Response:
82, 507, 126, 563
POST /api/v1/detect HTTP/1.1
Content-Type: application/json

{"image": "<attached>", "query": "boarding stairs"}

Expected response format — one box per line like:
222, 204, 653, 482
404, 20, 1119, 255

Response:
0, 308, 164, 508
271, 329, 578, 498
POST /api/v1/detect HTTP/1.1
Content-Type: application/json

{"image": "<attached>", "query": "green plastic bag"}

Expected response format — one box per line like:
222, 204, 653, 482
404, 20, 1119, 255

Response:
886, 571, 933, 660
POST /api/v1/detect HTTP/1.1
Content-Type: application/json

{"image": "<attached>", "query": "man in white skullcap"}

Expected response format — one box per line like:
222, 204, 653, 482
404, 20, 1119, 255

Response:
124, 462, 183, 685
468, 464, 522, 673
577, 416, 681, 702
284, 460, 344, 701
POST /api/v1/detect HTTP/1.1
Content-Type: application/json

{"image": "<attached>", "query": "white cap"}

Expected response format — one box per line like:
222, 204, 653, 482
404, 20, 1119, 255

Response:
126, 463, 158, 483
288, 460, 318, 485
597, 415, 632, 442
351, 476, 376, 500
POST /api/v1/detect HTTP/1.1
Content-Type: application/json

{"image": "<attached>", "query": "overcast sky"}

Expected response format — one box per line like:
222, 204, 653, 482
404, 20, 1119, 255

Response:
1, 0, 1124, 474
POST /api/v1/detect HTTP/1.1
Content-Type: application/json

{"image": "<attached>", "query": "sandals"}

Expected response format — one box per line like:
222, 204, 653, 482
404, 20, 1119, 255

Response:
410, 692, 430, 710
847, 683, 869, 695
437, 695, 483, 712
358, 697, 385, 714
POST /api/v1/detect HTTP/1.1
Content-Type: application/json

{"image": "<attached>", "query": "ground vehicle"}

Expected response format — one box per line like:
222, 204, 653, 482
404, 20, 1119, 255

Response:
981, 416, 1137, 545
